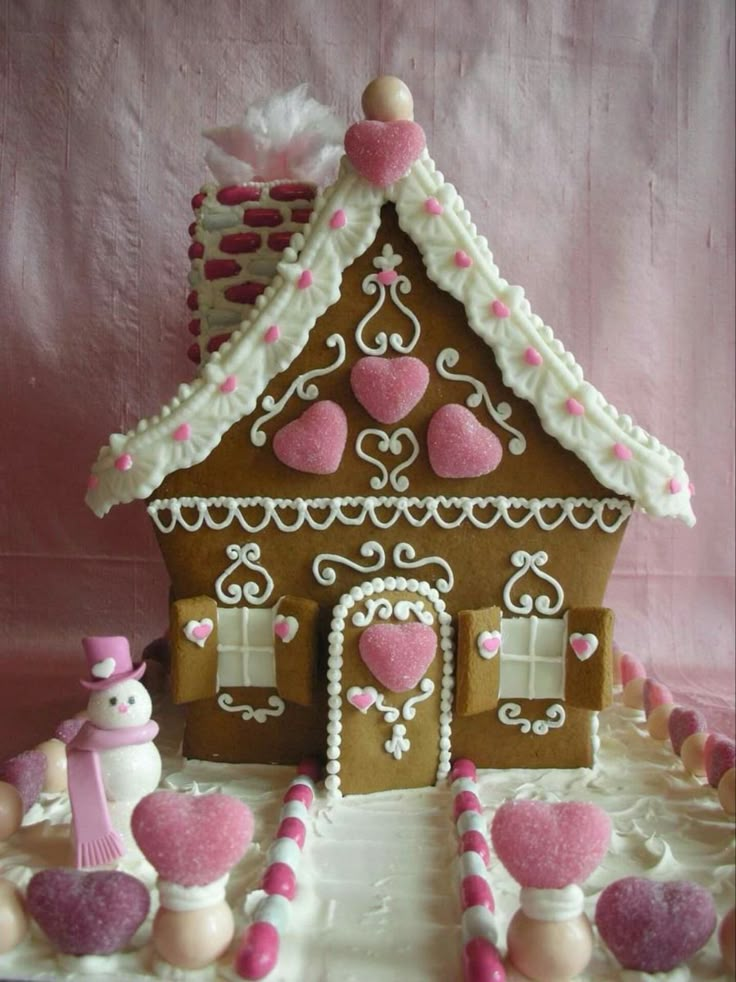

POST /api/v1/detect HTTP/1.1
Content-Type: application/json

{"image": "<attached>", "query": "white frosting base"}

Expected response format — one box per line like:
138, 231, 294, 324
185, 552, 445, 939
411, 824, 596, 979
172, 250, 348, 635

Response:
0, 699, 732, 981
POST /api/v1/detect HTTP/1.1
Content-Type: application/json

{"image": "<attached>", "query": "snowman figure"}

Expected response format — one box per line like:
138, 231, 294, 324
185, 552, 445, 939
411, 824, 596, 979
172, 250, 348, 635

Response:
67, 636, 162, 867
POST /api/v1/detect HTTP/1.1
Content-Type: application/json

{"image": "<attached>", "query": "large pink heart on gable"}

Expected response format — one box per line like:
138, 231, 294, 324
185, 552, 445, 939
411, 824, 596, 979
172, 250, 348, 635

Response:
350, 356, 429, 424
427, 404, 503, 478
491, 800, 611, 889
132, 790, 253, 886
358, 623, 437, 693
344, 120, 426, 187
273, 401, 347, 475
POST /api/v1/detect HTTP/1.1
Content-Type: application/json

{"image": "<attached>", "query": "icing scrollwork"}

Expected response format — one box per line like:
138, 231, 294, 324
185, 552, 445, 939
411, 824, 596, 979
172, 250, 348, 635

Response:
503, 550, 563, 616
436, 348, 526, 455
355, 243, 421, 355
351, 597, 434, 627
393, 542, 454, 594
313, 541, 386, 587
498, 702, 566, 735
217, 693, 286, 722
214, 543, 274, 606
356, 428, 419, 492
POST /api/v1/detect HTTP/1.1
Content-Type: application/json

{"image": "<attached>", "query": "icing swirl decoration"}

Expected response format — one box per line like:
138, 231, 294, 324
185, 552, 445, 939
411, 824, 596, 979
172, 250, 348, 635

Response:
312, 541, 386, 586
355, 243, 421, 355
214, 542, 274, 606
355, 427, 419, 492
502, 550, 564, 616
498, 702, 566, 735
217, 693, 285, 722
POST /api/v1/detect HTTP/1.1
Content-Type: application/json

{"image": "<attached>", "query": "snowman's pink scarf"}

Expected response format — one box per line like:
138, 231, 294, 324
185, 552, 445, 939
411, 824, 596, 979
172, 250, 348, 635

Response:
67, 720, 159, 868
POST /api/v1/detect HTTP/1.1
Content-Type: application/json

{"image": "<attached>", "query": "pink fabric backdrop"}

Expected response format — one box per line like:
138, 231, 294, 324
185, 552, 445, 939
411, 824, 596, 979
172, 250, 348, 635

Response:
1, 0, 733, 754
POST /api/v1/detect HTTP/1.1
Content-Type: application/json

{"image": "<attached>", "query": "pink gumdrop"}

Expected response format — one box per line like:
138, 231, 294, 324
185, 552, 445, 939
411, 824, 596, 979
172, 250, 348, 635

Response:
284, 783, 313, 808
620, 654, 646, 685
350, 356, 429, 424
668, 707, 707, 756
459, 830, 490, 866
276, 817, 305, 849
643, 679, 673, 718
704, 733, 736, 788
460, 875, 494, 912
359, 623, 436, 693
451, 759, 477, 782
296, 757, 322, 783
427, 405, 503, 479
235, 920, 280, 980
344, 119, 426, 187
453, 791, 482, 821
273, 401, 347, 475
463, 936, 506, 982
262, 863, 296, 900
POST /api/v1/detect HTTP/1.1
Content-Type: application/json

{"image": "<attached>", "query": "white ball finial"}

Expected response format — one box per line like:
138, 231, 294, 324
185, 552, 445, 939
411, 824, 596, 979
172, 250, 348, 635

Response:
362, 76, 414, 121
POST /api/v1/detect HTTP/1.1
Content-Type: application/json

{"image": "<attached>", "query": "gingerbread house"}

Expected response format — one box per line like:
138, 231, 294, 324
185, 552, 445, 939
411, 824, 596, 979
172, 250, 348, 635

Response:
86, 78, 694, 796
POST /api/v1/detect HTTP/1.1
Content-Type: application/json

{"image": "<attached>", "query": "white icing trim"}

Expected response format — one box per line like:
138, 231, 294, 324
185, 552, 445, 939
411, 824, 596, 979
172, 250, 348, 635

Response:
436, 347, 526, 454
273, 613, 299, 643
569, 631, 599, 660
217, 693, 285, 722
351, 598, 433, 627
313, 541, 386, 586
393, 542, 453, 593
385, 723, 410, 760
148, 494, 631, 535
158, 874, 229, 912
590, 711, 601, 759
502, 550, 563, 616
215, 542, 274, 605
182, 618, 213, 648
355, 243, 421, 354
497, 702, 566, 735
355, 428, 419, 492
520, 885, 585, 921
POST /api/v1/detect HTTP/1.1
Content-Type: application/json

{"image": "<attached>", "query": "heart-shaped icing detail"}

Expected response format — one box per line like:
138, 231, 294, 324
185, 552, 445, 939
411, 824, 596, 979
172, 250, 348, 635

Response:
524, 346, 542, 366
565, 398, 585, 416
595, 877, 717, 972
569, 632, 598, 661
346, 686, 377, 713
477, 631, 501, 660
173, 422, 191, 441
344, 120, 426, 187
132, 790, 253, 886
454, 250, 472, 268
329, 209, 346, 229
425, 197, 443, 215
358, 623, 436, 693
613, 442, 633, 461
297, 269, 312, 289
427, 405, 503, 478
273, 614, 299, 644
263, 325, 280, 343
643, 678, 673, 717
704, 733, 736, 788
350, 356, 429, 424
491, 800, 611, 888
91, 656, 116, 679
183, 618, 213, 648
273, 401, 348, 475
220, 375, 238, 393
490, 299, 509, 318
667, 707, 707, 756
26, 869, 150, 955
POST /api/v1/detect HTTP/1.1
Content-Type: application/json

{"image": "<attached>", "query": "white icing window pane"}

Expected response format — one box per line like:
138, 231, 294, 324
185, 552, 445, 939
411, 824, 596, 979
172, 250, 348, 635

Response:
216, 606, 276, 689
533, 659, 565, 699
534, 619, 566, 660
248, 650, 277, 687
218, 650, 246, 688
248, 609, 274, 647
499, 616, 565, 699
498, 658, 530, 699
501, 618, 529, 656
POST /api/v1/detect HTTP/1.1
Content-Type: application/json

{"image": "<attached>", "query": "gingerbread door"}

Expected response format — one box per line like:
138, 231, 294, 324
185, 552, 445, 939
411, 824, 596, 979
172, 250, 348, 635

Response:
325, 584, 453, 796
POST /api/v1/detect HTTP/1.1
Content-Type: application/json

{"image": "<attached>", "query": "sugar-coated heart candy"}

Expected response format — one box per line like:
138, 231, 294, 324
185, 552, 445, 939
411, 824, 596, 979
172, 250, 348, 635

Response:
491, 800, 610, 889
26, 869, 149, 955
643, 678, 673, 717
427, 404, 503, 478
359, 623, 436, 692
273, 401, 347, 475
595, 877, 716, 972
704, 732, 736, 789
344, 119, 426, 187
350, 356, 429, 424
53, 718, 86, 744
619, 653, 646, 685
668, 707, 707, 756
0, 751, 46, 813
132, 790, 253, 886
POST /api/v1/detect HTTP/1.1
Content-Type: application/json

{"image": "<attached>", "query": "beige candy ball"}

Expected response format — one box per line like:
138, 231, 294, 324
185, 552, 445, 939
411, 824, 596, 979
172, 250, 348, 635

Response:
680, 731, 709, 777
154, 902, 234, 970
719, 907, 735, 971
362, 75, 414, 121
623, 676, 646, 710
35, 739, 68, 794
0, 783, 23, 841
0, 878, 28, 954
506, 909, 593, 981
717, 768, 736, 816
646, 703, 675, 741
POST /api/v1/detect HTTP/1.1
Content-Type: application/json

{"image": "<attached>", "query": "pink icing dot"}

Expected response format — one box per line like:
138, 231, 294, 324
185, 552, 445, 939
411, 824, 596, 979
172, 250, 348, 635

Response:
524, 347, 543, 366
220, 375, 237, 394
425, 197, 443, 215
277, 817, 306, 848
87, 474, 99, 490
264, 325, 280, 344
460, 875, 495, 912
459, 830, 490, 866
284, 784, 314, 808
490, 299, 510, 318
377, 269, 398, 285
329, 209, 347, 229
114, 454, 133, 472
450, 758, 477, 782
613, 442, 633, 461
297, 269, 312, 289
173, 423, 191, 442
669, 478, 682, 494
454, 790, 482, 820
454, 250, 472, 268
566, 397, 585, 416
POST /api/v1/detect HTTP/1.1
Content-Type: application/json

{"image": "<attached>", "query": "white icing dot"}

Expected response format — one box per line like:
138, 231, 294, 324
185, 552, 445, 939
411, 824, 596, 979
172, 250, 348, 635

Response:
384, 577, 397, 590
326, 745, 341, 760
324, 774, 339, 792
439, 737, 451, 751
349, 586, 363, 600
327, 720, 342, 736
406, 579, 419, 592
325, 761, 340, 776
363, 582, 375, 596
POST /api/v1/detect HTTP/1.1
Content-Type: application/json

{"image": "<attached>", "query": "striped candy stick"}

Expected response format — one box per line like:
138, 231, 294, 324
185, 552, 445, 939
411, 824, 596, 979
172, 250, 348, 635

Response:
235, 759, 321, 980
450, 759, 506, 982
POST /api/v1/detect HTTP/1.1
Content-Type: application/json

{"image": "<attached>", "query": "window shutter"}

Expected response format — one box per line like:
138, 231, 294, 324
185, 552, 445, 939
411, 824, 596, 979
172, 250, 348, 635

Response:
170, 596, 219, 704
274, 596, 320, 707
455, 607, 502, 717
564, 607, 614, 710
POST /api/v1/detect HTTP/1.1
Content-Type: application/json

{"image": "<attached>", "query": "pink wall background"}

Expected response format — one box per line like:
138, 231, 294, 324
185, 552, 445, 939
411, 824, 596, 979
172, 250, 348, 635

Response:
1, 0, 733, 753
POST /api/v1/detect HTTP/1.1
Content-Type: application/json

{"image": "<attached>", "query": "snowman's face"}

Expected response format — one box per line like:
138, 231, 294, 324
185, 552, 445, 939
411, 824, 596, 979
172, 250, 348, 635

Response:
87, 679, 152, 729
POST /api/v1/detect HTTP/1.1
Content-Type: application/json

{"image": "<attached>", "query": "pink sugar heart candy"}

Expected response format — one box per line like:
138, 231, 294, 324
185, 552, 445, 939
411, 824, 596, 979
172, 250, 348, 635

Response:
619, 653, 646, 685
344, 119, 426, 187
350, 356, 429, 424
0, 751, 46, 813
359, 623, 436, 693
668, 707, 707, 756
54, 717, 86, 745
427, 404, 503, 478
704, 732, 736, 788
491, 799, 611, 888
132, 790, 253, 887
595, 877, 717, 972
273, 401, 347, 475
643, 679, 673, 718
26, 869, 150, 955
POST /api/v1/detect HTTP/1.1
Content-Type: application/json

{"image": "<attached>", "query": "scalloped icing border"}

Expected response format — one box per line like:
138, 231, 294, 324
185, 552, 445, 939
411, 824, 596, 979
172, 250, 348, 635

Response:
86, 152, 694, 526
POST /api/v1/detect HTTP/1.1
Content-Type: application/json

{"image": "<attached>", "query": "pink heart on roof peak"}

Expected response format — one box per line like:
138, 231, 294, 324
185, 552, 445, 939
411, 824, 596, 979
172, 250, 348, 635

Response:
427, 404, 503, 478
344, 120, 426, 187
350, 356, 429, 424
359, 623, 436, 693
273, 401, 348, 475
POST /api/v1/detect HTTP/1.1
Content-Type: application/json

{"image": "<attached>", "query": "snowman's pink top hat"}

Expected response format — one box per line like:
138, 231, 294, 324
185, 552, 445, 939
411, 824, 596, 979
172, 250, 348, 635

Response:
81, 636, 146, 690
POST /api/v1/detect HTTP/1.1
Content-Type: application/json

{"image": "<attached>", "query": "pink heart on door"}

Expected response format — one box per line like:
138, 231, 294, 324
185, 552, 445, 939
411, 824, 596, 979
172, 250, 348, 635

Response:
344, 120, 426, 187
427, 404, 503, 478
358, 623, 437, 693
273, 401, 348, 475
350, 356, 430, 424
346, 686, 377, 713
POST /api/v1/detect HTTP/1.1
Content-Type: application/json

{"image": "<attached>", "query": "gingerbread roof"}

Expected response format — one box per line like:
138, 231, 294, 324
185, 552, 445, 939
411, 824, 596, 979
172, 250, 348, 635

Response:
85, 146, 695, 527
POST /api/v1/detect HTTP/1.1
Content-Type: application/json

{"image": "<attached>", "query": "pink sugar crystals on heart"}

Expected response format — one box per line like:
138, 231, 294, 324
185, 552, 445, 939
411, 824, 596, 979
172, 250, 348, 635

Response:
428, 405, 503, 479
0, 751, 46, 813
273, 401, 347, 475
350, 356, 429, 424
132, 790, 253, 887
491, 800, 611, 889
344, 119, 426, 187
704, 733, 736, 788
359, 623, 436, 692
